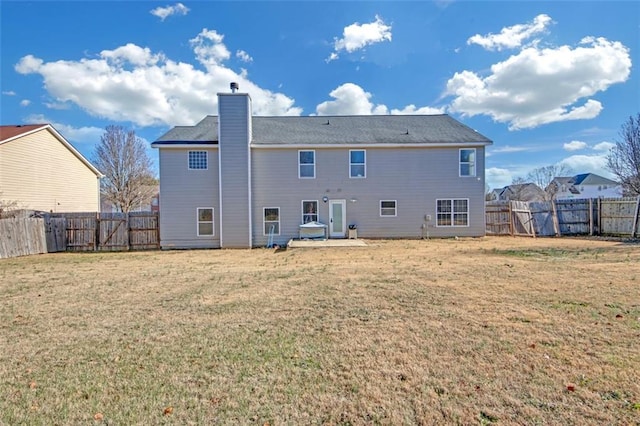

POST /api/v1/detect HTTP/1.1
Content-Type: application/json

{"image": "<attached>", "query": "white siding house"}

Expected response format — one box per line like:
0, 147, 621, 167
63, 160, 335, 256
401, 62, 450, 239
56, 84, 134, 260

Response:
0, 124, 103, 212
152, 86, 493, 249
549, 173, 622, 200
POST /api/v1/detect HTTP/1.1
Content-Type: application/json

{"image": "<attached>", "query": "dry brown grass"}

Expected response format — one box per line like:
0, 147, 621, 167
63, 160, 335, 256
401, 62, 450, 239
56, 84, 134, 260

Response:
1, 237, 639, 425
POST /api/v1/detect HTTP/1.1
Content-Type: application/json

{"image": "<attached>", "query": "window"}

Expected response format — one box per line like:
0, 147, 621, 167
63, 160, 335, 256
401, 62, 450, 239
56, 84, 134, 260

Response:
302, 200, 318, 223
189, 151, 208, 170
299, 150, 315, 178
350, 150, 366, 178
264, 207, 280, 235
380, 200, 397, 217
197, 208, 214, 236
436, 199, 469, 227
459, 149, 476, 177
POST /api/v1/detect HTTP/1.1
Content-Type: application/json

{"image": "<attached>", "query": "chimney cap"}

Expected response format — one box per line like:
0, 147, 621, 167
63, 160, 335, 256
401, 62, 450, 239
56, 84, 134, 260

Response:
230, 82, 239, 93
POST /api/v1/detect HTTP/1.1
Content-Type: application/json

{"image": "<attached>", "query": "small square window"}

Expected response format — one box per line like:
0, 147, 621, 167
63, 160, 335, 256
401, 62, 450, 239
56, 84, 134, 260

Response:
189, 151, 208, 170
380, 200, 397, 217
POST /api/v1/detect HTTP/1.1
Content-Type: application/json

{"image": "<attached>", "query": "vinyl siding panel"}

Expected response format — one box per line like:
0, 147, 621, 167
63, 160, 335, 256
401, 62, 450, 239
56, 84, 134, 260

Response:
158, 148, 220, 248
218, 94, 251, 248
251, 146, 486, 246
0, 130, 100, 212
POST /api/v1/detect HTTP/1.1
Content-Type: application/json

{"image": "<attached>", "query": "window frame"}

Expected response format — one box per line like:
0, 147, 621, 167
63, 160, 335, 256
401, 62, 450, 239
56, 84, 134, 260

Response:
349, 149, 366, 178
188, 151, 208, 170
436, 198, 469, 227
298, 150, 316, 179
263, 207, 281, 236
459, 148, 476, 177
380, 200, 397, 217
196, 207, 214, 236
301, 200, 319, 224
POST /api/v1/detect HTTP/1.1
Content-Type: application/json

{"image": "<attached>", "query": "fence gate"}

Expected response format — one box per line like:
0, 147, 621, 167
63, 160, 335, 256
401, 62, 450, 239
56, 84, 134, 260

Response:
99, 213, 129, 251
44, 217, 67, 252
510, 201, 536, 237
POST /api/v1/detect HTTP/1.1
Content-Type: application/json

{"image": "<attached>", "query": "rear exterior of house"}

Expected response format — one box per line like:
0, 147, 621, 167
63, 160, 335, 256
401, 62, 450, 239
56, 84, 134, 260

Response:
0, 124, 102, 213
152, 88, 492, 249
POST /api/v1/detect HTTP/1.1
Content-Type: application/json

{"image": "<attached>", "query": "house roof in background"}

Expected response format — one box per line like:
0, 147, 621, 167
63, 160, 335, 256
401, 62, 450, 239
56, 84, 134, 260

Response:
0, 123, 103, 177
572, 173, 618, 186
153, 115, 493, 147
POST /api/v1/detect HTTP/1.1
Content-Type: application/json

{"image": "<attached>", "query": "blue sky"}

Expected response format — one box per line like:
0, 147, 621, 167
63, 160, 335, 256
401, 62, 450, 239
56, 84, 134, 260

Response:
1, 1, 638, 190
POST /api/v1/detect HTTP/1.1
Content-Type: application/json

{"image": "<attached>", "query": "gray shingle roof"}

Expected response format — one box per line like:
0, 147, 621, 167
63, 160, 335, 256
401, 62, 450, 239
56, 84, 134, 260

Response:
153, 114, 492, 146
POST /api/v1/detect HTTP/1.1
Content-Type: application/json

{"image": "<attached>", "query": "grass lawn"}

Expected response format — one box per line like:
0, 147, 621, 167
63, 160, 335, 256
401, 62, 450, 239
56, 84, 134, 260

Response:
1, 237, 639, 425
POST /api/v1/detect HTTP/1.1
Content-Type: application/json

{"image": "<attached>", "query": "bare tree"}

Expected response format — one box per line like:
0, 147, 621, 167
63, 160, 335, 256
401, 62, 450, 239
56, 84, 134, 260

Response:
93, 125, 157, 213
607, 113, 640, 196
526, 164, 573, 200
0, 192, 20, 218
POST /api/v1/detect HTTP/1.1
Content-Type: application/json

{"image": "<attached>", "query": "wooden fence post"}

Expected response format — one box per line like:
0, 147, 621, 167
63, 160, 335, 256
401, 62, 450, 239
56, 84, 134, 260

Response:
632, 196, 640, 238
551, 199, 561, 236
597, 198, 602, 236
589, 198, 593, 236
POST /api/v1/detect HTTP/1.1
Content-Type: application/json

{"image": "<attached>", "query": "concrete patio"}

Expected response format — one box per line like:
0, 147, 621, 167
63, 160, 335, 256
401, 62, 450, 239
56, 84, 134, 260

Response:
287, 238, 368, 248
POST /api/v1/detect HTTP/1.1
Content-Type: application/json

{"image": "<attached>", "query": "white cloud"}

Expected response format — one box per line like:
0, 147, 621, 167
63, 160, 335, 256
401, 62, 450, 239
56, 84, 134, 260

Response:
593, 141, 615, 151
236, 50, 253, 63
446, 37, 631, 129
486, 167, 514, 189
390, 105, 445, 115
559, 154, 614, 178
327, 15, 392, 62
468, 14, 552, 51
563, 140, 588, 151
15, 29, 302, 127
20, 99, 31, 107
150, 2, 189, 21
490, 145, 533, 154
24, 114, 103, 145
314, 83, 442, 116
45, 101, 71, 110
2, 90, 16, 96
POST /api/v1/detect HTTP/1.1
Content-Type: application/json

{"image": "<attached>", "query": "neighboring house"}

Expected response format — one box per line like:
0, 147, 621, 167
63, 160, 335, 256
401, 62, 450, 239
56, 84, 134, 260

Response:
491, 183, 546, 202
152, 85, 493, 249
0, 124, 103, 212
548, 173, 622, 200
100, 185, 160, 212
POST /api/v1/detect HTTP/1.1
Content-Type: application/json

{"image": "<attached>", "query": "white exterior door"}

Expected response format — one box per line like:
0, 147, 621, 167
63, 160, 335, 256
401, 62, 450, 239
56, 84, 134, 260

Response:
329, 200, 346, 238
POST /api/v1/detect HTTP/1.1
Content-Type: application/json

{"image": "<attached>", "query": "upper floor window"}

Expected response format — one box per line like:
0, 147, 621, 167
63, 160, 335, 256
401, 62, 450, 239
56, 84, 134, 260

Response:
299, 150, 315, 178
436, 199, 469, 227
380, 200, 397, 217
459, 149, 476, 177
197, 208, 214, 236
302, 200, 318, 223
189, 151, 208, 170
350, 150, 366, 178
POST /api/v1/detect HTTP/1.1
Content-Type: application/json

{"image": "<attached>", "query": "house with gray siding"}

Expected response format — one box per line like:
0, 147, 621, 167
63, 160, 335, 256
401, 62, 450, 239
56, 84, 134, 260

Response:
152, 86, 492, 249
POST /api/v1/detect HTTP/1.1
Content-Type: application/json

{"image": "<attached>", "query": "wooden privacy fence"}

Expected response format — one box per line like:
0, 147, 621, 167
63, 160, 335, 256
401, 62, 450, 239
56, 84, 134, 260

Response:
0, 211, 159, 258
46, 211, 160, 251
487, 197, 640, 237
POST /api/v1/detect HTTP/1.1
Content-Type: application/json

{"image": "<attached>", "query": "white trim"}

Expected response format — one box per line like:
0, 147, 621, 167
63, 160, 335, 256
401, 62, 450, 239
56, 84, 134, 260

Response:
459, 148, 476, 177
349, 149, 366, 179
152, 144, 218, 149
301, 200, 319, 224
251, 142, 491, 149
435, 198, 470, 227
380, 200, 397, 217
298, 149, 316, 179
329, 199, 347, 238
263, 207, 281, 236
196, 207, 215, 236
218, 123, 224, 247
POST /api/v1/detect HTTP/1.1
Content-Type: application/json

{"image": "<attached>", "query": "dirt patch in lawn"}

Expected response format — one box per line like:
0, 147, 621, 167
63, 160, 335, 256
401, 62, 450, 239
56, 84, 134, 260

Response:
1, 237, 639, 424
